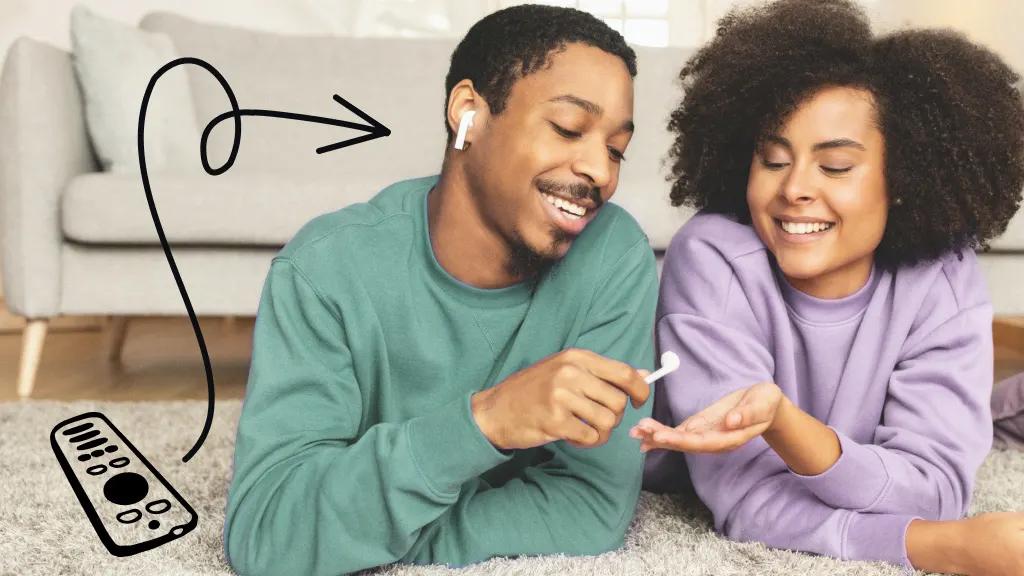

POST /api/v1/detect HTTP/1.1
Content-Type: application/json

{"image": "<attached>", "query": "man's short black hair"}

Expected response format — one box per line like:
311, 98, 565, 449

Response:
665, 0, 1024, 268
444, 4, 637, 142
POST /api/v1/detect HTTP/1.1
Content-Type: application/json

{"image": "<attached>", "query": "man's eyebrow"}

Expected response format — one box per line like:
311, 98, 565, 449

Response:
548, 93, 602, 116
763, 135, 865, 151
547, 93, 634, 132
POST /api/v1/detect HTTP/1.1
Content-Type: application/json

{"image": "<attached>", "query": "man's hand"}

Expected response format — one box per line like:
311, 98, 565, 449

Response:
628, 382, 784, 453
471, 348, 651, 451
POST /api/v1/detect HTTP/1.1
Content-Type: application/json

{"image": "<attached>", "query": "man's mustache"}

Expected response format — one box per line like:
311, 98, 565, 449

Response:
536, 178, 603, 208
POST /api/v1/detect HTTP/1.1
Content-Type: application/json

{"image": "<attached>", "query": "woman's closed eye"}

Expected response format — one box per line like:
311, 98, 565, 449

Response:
821, 165, 853, 175
761, 158, 853, 175
761, 158, 788, 170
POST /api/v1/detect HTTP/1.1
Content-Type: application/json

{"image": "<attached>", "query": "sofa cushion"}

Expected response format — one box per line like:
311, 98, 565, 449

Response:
70, 5, 200, 174
61, 172, 694, 249
61, 172, 385, 246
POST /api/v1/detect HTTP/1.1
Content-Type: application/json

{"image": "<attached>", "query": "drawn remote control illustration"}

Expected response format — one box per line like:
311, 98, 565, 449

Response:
50, 412, 198, 557
48, 55, 390, 557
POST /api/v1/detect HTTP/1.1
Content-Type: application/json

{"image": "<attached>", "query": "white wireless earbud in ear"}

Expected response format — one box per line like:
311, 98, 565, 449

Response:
454, 110, 476, 150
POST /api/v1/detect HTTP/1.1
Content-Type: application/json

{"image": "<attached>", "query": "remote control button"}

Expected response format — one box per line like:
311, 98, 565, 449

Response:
69, 430, 100, 443
63, 422, 93, 435
105, 445, 118, 453
148, 520, 160, 529
116, 509, 141, 524
78, 438, 107, 451
77, 454, 91, 462
109, 457, 130, 468
103, 472, 149, 506
90, 449, 104, 457
146, 499, 171, 514
86, 464, 107, 476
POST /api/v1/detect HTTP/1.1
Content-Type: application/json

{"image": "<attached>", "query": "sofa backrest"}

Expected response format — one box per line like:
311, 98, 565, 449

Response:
139, 12, 698, 251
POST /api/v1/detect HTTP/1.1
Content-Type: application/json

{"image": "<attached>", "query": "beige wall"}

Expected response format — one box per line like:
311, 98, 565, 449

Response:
0, 0, 348, 67
870, 0, 1024, 73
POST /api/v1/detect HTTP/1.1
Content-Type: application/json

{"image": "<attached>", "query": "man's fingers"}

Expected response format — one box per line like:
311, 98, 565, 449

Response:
563, 391, 617, 445
570, 349, 650, 408
577, 373, 629, 424
561, 414, 601, 447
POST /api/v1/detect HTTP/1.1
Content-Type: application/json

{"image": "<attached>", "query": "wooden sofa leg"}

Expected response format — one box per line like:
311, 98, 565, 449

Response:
108, 316, 129, 363
17, 319, 48, 398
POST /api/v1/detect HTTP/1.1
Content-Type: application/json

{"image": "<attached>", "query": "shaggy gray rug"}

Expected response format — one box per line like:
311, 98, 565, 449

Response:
1, 400, 1021, 576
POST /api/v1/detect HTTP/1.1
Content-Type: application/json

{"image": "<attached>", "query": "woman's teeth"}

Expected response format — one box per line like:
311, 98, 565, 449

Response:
543, 193, 586, 220
780, 220, 835, 234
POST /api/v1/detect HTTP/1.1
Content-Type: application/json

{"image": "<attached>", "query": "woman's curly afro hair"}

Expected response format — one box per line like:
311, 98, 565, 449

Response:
666, 0, 1024, 268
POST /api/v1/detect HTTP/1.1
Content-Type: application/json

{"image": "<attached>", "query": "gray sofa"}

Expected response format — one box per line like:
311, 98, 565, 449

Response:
2, 12, 1023, 398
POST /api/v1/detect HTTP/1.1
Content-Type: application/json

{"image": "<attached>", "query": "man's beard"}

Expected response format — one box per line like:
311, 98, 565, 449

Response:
502, 177, 601, 280
505, 226, 573, 279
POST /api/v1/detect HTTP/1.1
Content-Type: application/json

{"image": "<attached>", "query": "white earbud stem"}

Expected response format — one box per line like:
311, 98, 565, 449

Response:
454, 110, 476, 150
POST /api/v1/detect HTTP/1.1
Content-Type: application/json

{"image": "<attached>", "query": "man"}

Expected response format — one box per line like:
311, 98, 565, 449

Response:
223, 5, 658, 575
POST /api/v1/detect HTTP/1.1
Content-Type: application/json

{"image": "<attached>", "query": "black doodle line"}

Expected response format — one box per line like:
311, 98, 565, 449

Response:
139, 56, 391, 462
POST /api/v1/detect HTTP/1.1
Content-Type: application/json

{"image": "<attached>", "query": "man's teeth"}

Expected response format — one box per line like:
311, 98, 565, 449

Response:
542, 193, 586, 219
780, 221, 835, 234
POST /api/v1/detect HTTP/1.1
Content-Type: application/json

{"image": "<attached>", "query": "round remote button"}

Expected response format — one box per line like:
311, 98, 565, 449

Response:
77, 454, 91, 462
109, 457, 130, 468
103, 472, 149, 506
105, 445, 118, 453
146, 499, 171, 514
91, 449, 104, 457
86, 464, 107, 476
148, 520, 160, 529
116, 509, 141, 524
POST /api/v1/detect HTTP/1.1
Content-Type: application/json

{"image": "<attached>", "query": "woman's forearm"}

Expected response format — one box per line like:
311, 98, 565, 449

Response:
905, 518, 967, 573
761, 396, 842, 476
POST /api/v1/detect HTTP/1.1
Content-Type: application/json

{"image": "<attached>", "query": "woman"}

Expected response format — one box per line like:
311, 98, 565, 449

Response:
631, 0, 1024, 574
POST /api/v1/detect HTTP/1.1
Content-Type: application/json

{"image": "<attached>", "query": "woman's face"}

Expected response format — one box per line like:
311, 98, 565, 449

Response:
746, 86, 889, 299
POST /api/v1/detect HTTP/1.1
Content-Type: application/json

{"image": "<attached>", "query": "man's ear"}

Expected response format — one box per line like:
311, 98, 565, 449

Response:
446, 79, 488, 149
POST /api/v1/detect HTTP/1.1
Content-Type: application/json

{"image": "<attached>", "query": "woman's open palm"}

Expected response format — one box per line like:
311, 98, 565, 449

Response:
630, 382, 784, 453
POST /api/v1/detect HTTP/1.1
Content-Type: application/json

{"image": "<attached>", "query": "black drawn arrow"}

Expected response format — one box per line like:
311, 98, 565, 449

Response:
201, 93, 391, 162
138, 56, 391, 463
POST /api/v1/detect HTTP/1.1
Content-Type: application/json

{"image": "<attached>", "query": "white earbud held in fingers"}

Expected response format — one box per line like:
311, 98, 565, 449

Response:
454, 110, 475, 150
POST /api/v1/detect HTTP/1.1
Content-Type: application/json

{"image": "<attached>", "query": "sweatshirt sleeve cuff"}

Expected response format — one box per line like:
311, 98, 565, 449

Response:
406, 393, 513, 497
842, 512, 919, 568
789, 427, 891, 510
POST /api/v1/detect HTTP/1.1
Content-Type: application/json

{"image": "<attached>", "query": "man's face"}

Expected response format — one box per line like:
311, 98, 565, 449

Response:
464, 43, 635, 276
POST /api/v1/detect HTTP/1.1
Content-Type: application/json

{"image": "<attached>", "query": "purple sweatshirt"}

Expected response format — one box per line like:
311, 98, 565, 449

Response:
643, 212, 995, 568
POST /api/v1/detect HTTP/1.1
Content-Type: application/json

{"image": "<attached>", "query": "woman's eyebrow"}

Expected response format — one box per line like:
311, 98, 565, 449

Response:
763, 135, 865, 151
813, 138, 866, 151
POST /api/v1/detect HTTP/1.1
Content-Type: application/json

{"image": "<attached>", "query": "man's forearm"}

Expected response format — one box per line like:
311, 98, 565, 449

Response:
761, 396, 842, 476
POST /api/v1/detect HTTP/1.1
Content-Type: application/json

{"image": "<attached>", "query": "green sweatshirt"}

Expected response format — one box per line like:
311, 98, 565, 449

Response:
223, 175, 658, 576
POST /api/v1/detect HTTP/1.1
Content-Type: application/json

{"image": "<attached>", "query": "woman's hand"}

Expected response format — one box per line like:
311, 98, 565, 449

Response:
952, 512, 1024, 575
629, 382, 784, 453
